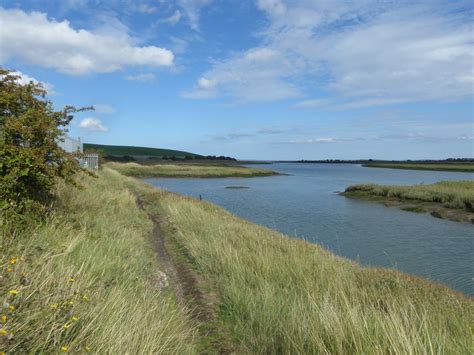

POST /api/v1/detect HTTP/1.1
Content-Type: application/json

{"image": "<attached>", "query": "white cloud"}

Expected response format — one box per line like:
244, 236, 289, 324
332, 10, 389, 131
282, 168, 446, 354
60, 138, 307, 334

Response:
186, 1, 473, 106
93, 103, 115, 114
0, 8, 174, 75
177, 0, 212, 30
183, 47, 301, 102
6, 70, 54, 92
137, 4, 157, 14
78, 117, 107, 132
294, 99, 330, 108
164, 10, 182, 25
125, 73, 156, 82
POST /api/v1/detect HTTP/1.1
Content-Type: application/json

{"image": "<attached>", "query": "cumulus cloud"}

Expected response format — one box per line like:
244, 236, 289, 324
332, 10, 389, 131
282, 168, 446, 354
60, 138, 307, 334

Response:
186, 1, 473, 106
78, 117, 107, 132
125, 73, 156, 82
0, 8, 174, 75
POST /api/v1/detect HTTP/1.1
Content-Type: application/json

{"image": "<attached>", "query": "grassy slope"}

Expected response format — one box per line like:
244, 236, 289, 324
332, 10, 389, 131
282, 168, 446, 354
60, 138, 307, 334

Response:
344, 180, 474, 209
106, 162, 279, 178
84, 143, 202, 158
129, 178, 473, 354
364, 162, 474, 172
0, 170, 197, 354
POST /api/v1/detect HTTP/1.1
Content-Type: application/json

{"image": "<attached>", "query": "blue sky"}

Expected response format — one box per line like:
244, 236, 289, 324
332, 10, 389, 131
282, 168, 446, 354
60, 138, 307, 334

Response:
1, 0, 472, 160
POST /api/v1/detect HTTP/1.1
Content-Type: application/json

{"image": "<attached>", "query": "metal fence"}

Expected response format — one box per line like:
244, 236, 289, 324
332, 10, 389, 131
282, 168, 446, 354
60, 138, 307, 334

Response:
81, 153, 99, 170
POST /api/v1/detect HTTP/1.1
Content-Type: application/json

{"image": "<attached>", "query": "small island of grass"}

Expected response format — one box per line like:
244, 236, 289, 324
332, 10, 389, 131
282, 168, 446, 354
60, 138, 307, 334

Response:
106, 161, 280, 178
342, 180, 474, 224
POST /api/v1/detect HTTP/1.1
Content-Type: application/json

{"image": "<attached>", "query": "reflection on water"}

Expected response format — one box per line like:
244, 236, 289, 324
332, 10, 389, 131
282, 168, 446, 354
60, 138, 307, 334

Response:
144, 163, 474, 296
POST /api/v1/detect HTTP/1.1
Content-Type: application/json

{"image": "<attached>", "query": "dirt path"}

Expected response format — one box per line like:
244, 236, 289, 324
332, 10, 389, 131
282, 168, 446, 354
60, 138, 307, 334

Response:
135, 196, 233, 354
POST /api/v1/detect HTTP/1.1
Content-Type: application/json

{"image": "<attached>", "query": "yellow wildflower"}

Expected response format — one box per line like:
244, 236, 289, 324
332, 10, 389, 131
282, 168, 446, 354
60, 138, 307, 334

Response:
7, 268, 13, 273
82, 294, 89, 301
85, 346, 91, 352
0, 351, 5, 355
68, 278, 75, 283
0, 329, 7, 335
63, 323, 71, 329
71, 316, 79, 322
61, 345, 69, 352
9, 258, 17, 265
50, 304, 59, 310
8, 290, 18, 296
8, 305, 15, 311
1, 315, 7, 322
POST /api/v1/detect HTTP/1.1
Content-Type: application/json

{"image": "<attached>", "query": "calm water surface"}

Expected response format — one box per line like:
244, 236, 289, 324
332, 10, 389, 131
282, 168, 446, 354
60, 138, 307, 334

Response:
144, 163, 474, 296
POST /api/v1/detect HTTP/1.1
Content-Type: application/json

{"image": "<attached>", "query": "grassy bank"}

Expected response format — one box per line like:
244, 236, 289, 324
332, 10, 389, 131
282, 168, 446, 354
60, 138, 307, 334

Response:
130, 177, 473, 354
0, 170, 197, 353
106, 161, 279, 178
343, 181, 474, 223
3, 170, 472, 353
363, 162, 474, 172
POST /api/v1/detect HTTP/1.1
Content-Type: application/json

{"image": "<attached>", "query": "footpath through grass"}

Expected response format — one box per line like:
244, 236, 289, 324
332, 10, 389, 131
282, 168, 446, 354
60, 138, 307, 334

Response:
106, 161, 279, 178
0, 169, 197, 354
363, 162, 474, 172
130, 177, 473, 354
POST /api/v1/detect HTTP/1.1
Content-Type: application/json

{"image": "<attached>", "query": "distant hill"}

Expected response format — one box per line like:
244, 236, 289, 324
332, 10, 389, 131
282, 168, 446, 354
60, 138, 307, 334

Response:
83, 143, 203, 159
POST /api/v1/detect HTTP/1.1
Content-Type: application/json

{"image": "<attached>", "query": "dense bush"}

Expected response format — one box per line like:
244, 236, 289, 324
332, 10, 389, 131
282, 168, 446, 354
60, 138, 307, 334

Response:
0, 68, 88, 226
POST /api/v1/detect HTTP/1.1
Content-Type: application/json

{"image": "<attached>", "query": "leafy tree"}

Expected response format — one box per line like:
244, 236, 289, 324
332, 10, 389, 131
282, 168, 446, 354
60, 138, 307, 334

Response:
0, 68, 89, 226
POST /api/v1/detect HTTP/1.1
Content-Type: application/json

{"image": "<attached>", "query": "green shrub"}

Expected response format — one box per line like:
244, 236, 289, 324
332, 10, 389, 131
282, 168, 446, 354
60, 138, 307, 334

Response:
0, 68, 89, 227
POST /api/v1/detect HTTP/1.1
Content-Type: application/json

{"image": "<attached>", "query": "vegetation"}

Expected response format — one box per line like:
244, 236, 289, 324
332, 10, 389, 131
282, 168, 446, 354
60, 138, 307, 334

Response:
84, 143, 202, 159
106, 162, 279, 178
129, 177, 473, 354
0, 69, 86, 225
0, 170, 197, 353
363, 162, 474, 172
344, 181, 474, 210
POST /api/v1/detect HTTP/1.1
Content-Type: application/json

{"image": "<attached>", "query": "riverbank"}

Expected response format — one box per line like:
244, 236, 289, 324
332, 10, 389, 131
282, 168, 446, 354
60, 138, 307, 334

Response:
128, 173, 472, 353
106, 161, 280, 178
363, 162, 474, 172
2, 170, 472, 353
342, 181, 474, 224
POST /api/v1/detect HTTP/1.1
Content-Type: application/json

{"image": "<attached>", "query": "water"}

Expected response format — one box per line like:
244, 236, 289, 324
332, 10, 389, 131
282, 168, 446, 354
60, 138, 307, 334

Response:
144, 163, 474, 296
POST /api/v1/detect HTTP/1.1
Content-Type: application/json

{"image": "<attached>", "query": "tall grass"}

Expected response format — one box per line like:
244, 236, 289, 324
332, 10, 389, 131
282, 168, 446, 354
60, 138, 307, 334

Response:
0, 169, 197, 353
106, 162, 278, 178
345, 180, 474, 209
130, 179, 473, 354
364, 163, 474, 172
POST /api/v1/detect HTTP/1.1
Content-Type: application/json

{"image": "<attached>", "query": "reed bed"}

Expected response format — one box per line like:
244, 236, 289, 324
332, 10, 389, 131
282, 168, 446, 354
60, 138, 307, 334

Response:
345, 180, 474, 209
106, 162, 278, 178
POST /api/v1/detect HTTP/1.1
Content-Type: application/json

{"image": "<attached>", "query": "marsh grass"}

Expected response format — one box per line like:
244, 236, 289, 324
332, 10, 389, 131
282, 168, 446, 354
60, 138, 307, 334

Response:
130, 179, 474, 354
364, 163, 474, 172
106, 162, 278, 178
0, 169, 197, 354
345, 180, 474, 209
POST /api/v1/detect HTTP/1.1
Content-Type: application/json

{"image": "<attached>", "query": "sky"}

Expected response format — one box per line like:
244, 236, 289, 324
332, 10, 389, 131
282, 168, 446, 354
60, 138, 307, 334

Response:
0, 0, 473, 160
